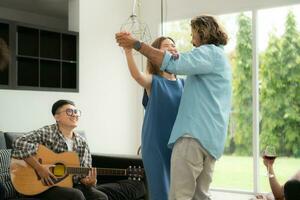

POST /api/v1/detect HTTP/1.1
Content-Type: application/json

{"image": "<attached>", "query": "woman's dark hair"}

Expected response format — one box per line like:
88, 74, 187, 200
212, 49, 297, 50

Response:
146, 36, 175, 75
191, 15, 228, 46
284, 179, 300, 200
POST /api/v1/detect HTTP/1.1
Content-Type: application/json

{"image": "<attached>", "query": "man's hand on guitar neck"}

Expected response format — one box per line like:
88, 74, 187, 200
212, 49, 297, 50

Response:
80, 168, 97, 187
24, 156, 57, 186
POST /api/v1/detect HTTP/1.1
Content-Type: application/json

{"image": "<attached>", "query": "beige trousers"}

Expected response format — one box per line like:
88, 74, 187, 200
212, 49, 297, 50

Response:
169, 137, 216, 200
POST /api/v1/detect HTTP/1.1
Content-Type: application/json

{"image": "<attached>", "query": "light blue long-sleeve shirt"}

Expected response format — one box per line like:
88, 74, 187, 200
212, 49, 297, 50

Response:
161, 44, 232, 159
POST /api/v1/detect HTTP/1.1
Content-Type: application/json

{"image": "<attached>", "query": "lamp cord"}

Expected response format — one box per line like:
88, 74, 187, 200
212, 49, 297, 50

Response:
161, 0, 164, 35
132, 0, 137, 16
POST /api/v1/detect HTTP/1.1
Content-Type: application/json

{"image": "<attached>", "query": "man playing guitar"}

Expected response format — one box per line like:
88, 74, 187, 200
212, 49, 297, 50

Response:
12, 99, 108, 200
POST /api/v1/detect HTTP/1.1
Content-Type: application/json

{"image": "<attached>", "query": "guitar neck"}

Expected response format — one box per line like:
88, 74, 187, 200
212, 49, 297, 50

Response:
67, 167, 127, 176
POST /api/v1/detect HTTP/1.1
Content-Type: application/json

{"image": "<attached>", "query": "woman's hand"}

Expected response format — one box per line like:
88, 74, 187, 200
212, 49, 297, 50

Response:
124, 48, 133, 54
262, 156, 275, 169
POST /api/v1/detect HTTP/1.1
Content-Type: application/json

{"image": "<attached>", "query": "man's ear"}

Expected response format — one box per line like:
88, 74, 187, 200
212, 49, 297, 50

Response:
54, 114, 60, 122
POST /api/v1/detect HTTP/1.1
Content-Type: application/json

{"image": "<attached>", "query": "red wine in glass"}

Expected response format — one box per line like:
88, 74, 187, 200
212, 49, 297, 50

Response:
263, 146, 277, 178
263, 155, 277, 160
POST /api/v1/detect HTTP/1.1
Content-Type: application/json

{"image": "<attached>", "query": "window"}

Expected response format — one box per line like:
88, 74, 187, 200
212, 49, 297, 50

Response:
163, 4, 300, 193
258, 4, 300, 192
214, 12, 253, 191
0, 21, 9, 86
0, 19, 78, 92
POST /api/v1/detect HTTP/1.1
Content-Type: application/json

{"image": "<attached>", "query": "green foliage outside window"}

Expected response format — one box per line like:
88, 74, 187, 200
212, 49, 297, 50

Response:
228, 13, 253, 156
260, 12, 300, 157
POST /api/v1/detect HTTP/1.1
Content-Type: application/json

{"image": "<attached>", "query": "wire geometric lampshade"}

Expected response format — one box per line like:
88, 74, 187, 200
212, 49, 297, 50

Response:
120, 0, 152, 44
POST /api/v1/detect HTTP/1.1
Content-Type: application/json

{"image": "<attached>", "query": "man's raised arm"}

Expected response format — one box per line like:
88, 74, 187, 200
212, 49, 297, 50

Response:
115, 32, 165, 67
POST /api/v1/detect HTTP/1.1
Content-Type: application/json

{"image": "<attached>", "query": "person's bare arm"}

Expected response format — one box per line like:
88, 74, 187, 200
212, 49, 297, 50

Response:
263, 158, 285, 200
124, 48, 152, 90
138, 42, 165, 67
268, 167, 284, 200
116, 32, 165, 67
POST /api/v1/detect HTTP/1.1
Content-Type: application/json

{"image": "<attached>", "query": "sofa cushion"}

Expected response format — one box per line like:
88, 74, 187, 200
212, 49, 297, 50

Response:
0, 149, 18, 199
0, 149, 11, 173
4, 132, 26, 150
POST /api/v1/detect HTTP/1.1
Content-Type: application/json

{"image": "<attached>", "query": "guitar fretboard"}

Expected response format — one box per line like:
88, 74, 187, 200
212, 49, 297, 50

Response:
67, 167, 127, 176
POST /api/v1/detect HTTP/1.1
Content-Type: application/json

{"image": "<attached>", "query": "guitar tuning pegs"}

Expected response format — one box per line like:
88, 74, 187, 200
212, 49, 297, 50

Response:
138, 177, 141, 181
133, 177, 136, 181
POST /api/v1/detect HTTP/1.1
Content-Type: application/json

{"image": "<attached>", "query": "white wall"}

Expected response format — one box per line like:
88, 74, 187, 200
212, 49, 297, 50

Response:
0, 0, 144, 155
79, 0, 143, 155
142, 0, 162, 38
0, 90, 82, 131
68, 0, 79, 32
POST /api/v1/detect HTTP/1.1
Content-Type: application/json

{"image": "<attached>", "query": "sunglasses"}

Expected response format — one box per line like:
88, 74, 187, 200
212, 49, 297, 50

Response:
56, 108, 82, 117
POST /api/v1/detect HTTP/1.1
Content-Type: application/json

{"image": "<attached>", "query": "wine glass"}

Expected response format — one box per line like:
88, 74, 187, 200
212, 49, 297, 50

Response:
262, 145, 277, 178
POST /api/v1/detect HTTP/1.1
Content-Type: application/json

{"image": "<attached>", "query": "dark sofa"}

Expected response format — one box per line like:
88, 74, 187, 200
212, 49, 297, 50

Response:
0, 131, 147, 200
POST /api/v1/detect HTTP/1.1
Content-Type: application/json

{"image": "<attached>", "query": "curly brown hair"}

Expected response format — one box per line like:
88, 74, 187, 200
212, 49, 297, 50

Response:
0, 38, 10, 71
191, 15, 228, 46
146, 36, 175, 75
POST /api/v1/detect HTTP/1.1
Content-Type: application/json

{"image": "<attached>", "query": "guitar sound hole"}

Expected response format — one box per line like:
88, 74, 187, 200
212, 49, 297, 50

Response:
51, 163, 66, 177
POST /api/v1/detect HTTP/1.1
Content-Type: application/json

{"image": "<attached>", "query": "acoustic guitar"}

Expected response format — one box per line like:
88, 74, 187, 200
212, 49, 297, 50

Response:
10, 145, 144, 196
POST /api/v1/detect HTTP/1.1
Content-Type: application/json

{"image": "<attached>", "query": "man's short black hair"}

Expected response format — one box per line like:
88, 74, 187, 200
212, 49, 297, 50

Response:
284, 179, 300, 200
52, 99, 75, 116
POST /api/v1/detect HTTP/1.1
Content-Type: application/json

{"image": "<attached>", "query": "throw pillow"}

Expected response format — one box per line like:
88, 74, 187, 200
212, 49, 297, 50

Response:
0, 149, 18, 199
0, 149, 10, 173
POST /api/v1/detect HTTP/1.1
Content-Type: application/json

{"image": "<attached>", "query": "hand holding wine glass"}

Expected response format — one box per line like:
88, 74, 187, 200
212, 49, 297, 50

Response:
262, 146, 277, 178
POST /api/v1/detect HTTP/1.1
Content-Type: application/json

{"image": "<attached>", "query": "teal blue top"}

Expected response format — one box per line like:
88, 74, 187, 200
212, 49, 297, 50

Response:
161, 44, 232, 159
